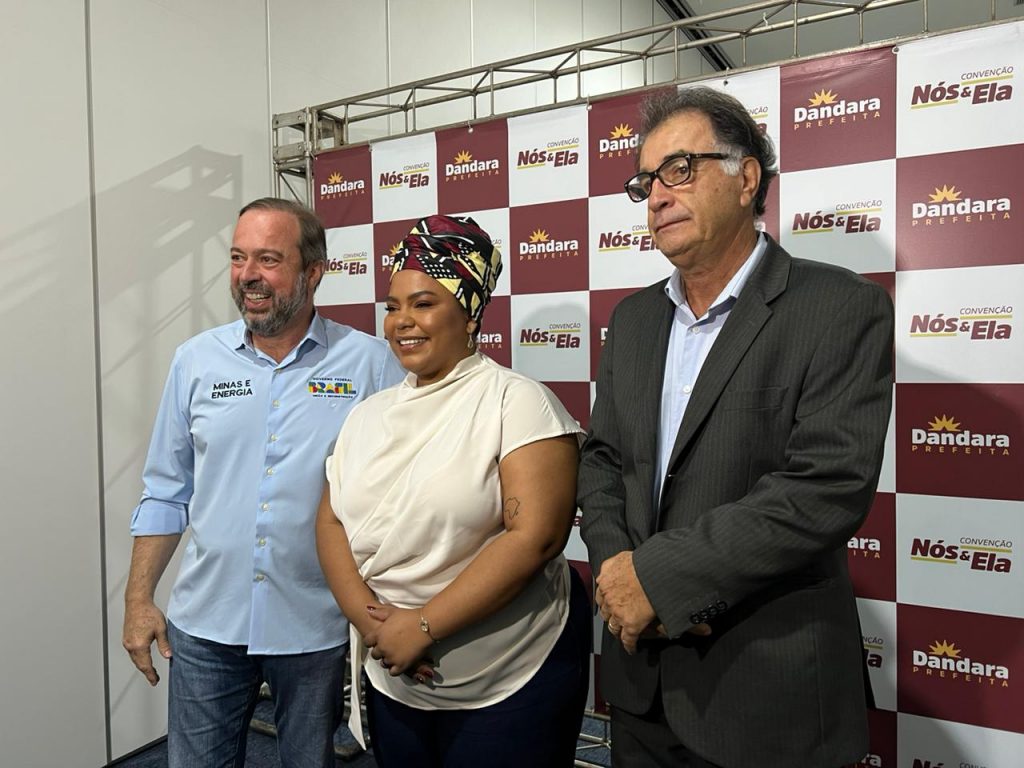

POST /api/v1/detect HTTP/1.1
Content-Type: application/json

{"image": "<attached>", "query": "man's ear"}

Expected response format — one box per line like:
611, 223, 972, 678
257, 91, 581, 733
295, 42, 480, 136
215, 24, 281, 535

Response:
738, 156, 761, 210
309, 260, 326, 292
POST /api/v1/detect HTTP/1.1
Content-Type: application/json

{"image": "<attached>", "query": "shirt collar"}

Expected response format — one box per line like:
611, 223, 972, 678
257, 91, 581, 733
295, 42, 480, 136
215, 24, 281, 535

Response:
664, 231, 767, 318
232, 312, 327, 355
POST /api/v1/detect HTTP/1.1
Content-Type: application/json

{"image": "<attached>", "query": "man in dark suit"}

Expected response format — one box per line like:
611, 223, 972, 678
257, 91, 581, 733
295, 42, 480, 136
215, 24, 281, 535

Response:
578, 87, 893, 768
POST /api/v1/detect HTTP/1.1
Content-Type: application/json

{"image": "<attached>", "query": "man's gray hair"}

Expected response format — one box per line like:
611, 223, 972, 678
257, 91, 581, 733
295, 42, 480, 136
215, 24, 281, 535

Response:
639, 87, 778, 216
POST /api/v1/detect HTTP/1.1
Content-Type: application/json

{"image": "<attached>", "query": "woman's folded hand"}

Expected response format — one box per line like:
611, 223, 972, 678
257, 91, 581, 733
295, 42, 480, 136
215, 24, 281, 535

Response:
363, 604, 436, 679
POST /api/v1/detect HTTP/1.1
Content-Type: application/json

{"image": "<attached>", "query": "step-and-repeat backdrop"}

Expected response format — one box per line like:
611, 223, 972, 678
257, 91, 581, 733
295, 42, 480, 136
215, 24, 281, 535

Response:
312, 21, 1022, 766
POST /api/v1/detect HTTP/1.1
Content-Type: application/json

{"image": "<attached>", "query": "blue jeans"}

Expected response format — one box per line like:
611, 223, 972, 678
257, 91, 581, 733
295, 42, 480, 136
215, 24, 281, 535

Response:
365, 567, 591, 767
166, 622, 346, 768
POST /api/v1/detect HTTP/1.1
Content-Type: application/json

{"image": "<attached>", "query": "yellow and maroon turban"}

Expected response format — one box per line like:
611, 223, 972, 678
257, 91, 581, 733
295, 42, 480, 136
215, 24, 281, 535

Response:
390, 215, 502, 322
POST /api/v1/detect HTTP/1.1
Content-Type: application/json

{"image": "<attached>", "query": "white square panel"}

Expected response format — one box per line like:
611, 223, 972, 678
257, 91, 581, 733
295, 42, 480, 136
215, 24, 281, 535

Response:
895, 264, 1023, 383
510, 290, 591, 382
780, 159, 896, 274
896, 493, 1022, 618
507, 105, 589, 206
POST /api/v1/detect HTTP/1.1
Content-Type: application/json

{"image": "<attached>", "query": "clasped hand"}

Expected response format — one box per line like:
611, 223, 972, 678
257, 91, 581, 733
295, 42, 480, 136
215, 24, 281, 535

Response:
596, 551, 711, 654
363, 602, 436, 683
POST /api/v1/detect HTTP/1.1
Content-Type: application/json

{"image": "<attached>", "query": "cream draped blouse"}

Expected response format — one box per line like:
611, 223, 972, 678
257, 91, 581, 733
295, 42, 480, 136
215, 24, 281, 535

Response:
325, 352, 583, 745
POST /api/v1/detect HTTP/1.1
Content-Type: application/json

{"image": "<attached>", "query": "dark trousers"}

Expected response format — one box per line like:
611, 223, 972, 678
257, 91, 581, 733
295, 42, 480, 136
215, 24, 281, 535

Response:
366, 567, 591, 767
611, 684, 722, 768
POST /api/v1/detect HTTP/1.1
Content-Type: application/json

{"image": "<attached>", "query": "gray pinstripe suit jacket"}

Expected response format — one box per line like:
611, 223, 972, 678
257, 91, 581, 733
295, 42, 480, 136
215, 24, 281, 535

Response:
578, 236, 893, 768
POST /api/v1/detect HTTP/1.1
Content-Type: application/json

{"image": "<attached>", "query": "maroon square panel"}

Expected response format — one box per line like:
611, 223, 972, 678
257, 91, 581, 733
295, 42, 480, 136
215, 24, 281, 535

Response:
436, 119, 509, 214
895, 383, 1023, 501
318, 303, 376, 337
589, 288, 642, 382
896, 144, 1023, 271
314, 145, 373, 228
543, 380, 592, 432
842, 708, 896, 768
477, 295, 511, 369
372, 218, 418, 301
897, 603, 1023, 732
848, 492, 896, 602
509, 199, 589, 294
781, 47, 896, 172
588, 91, 651, 197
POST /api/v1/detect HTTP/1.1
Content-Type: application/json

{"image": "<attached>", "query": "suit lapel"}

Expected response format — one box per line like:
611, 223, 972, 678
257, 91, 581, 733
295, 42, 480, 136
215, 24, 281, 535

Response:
664, 238, 791, 476
635, 284, 675, 478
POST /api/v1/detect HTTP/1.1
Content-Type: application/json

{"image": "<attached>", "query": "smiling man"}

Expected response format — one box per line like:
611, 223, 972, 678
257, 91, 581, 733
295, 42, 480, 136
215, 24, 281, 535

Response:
578, 88, 894, 767
122, 198, 405, 768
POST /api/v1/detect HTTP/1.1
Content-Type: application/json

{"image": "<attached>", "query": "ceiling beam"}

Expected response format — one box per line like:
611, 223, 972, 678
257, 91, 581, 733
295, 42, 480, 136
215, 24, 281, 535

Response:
656, 0, 736, 71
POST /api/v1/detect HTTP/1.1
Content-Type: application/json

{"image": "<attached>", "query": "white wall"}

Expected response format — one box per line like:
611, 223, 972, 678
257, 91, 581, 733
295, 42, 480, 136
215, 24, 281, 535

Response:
0, 1, 107, 766
89, 0, 273, 757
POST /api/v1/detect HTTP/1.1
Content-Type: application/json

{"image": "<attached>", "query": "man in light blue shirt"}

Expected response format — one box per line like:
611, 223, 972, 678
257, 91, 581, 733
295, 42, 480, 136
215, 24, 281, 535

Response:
123, 198, 405, 768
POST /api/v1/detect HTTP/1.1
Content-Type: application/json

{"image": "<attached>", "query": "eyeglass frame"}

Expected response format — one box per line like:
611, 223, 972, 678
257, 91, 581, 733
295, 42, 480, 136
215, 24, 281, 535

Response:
623, 152, 733, 203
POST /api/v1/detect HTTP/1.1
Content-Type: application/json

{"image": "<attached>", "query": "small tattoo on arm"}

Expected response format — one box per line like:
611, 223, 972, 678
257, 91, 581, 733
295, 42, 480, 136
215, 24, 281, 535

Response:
504, 497, 521, 521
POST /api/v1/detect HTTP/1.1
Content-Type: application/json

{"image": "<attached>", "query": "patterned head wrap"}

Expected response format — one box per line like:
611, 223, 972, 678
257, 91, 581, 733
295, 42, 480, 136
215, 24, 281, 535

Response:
390, 215, 502, 323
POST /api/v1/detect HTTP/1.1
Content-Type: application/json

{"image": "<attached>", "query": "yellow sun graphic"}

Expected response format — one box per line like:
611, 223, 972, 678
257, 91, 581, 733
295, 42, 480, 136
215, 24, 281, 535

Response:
327, 172, 343, 184
808, 89, 838, 106
389, 242, 403, 256
928, 640, 961, 658
928, 415, 961, 432
609, 123, 633, 139
929, 185, 962, 203
454, 150, 473, 163
529, 229, 549, 243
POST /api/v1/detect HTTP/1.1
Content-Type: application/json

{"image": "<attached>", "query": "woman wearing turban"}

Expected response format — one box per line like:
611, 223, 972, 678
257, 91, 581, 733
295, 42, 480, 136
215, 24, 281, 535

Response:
315, 215, 590, 767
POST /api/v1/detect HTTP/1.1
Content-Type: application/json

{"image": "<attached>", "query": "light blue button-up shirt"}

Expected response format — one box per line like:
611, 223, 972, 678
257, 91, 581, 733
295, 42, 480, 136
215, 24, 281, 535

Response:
656, 234, 767, 503
131, 314, 406, 653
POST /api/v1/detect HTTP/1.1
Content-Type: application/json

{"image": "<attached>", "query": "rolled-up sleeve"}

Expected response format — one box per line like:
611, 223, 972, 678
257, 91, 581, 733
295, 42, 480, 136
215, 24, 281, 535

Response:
130, 349, 194, 536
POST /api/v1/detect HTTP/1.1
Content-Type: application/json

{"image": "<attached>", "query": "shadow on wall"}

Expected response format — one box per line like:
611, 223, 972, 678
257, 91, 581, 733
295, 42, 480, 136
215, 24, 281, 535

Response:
108, 148, 248, 737
0, 143, 246, 735
94, 146, 244, 495
1, 146, 242, 484
1, 145, 245, 723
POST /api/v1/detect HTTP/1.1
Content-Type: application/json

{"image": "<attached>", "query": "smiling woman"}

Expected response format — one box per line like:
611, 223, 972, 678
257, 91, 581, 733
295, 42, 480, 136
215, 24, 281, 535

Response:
384, 270, 476, 386
315, 214, 591, 768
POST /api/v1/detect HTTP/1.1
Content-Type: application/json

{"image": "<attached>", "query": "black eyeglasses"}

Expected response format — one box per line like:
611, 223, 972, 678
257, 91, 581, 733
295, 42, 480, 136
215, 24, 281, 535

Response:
623, 153, 731, 202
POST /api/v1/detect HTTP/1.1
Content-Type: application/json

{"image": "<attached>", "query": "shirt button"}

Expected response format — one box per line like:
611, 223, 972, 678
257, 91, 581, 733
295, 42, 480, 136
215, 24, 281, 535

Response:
682, 385, 692, 394
690, 326, 701, 335
254, 573, 265, 582
261, 503, 269, 511
272, 399, 281, 408
258, 537, 267, 547
266, 467, 274, 476
269, 434, 278, 442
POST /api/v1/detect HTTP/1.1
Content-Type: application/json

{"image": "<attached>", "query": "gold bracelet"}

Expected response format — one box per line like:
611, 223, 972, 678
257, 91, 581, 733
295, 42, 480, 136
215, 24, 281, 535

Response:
419, 611, 438, 643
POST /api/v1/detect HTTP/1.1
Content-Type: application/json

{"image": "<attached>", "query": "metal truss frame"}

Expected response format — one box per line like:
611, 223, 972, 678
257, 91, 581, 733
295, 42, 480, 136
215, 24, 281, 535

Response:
272, 0, 1011, 205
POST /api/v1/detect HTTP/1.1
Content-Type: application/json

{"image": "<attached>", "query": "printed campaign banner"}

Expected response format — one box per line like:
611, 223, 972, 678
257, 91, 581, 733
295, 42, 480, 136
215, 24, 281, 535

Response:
312, 23, 1024, 750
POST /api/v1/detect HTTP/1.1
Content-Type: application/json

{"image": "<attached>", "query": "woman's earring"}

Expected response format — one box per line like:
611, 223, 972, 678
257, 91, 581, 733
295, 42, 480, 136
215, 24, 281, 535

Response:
466, 334, 476, 350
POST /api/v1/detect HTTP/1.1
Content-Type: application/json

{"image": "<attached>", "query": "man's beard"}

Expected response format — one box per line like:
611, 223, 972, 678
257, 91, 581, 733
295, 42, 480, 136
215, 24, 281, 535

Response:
232, 270, 310, 337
